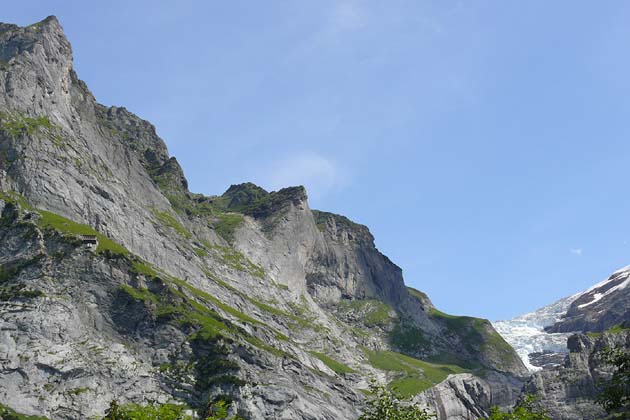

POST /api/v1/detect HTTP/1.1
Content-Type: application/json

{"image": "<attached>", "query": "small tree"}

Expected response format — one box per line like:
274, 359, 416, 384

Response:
482, 395, 550, 420
205, 400, 244, 420
359, 380, 435, 420
101, 400, 244, 420
101, 401, 193, 420
596, 346, 630, 417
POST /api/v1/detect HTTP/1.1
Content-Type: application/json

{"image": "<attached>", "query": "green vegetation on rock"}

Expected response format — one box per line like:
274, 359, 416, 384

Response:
482, 395, 551, 420
364, 349, 466, 397
390, 322, 430, 353
596, 345, 630, 416
407, 287, 430, 304
152, 209, 192, 239
359, 380, 435, 420
309, 351, 355, 375
37, 209, 129, 255
429, 308, 518, 369
0, 112, 52, 138
102, 400, 193, 420
587, 323, 630, 338
213, 213, 244, 243
338, 299, 394, 327
0, 403, 49, 420
209, 245, 265, 278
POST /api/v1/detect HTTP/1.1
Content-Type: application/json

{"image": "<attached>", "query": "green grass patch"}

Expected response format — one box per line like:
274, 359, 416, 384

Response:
607, 324, 630, 334
407, 287, 429, 302
119, 284, 159, 305
429, 308, 518, 368
169, 276, 262, 326
310, 351, 355, 375
0, 404, 49, 420
131, 259, 160, 278
338, 299, 394, 327
364, 349, 467, 397
36, 209, 128, 255
213, 213, 244, 243
193, 246, 208, 258
0, 112, 53, 138
390, 322, 430, 353
389, 376, 434, 398
209, 245, 265, 278
152, 209, 192, 239
587, 323, 630, 337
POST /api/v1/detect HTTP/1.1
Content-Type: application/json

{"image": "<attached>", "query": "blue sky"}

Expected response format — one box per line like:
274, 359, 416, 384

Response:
5, 1, 630, 320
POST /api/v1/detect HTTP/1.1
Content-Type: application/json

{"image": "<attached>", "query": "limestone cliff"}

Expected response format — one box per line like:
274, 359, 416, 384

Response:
0, 16, 526, 420
524, 330, 630, 420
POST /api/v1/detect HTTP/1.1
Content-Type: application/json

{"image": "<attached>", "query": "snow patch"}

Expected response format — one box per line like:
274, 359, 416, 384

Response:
493, 264, 630, 371
578, 277, 630, 308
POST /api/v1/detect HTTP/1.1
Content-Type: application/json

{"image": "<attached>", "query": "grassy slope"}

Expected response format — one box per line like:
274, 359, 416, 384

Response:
364, 348, 467, 398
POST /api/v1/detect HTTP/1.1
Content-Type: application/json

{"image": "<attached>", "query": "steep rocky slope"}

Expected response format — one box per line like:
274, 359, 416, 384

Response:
494, 266, 630, 372
494, 266, 630, 419
0, 16, 526, 420
546, 266, 630, 334
493, 295, 579, 371
523, 329, 629, 420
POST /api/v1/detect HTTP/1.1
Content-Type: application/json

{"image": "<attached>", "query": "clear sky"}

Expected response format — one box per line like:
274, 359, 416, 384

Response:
5, 1, 630, 320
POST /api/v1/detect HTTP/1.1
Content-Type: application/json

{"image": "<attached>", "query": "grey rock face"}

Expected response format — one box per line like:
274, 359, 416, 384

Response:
546, 266, 630, 334
0, 16, 527, 420
415, 371, 525, 420
524, 330, 630, 420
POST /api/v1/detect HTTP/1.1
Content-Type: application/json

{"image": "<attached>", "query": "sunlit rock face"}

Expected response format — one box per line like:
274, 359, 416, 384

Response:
493, 295, 577, 371
0, 16, 527, 420
494, 265, 630, 371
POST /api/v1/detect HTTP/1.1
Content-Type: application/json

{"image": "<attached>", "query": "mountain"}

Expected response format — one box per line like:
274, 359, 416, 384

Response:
494, 266, 630, 371
545, 266, 630, 334
0, 17, 527, 420
524, 328, 630, 420
493, 296, 577, 371
493, 267, 630, 419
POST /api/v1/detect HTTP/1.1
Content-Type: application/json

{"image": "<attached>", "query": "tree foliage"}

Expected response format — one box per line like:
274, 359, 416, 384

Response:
596, 346, 630, 417
482, 395, 550, 420
101, 400, 243, 420
359, 380, 435, 420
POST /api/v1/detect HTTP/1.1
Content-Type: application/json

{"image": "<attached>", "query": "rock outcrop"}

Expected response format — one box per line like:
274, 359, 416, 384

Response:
546, 266, 630, 334
523, 330, 630, 420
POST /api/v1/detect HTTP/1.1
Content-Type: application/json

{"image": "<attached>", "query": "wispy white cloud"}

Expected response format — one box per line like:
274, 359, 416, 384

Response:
260, 153, 349, 201
329, 0, 368, 33
570, 248, 583, 256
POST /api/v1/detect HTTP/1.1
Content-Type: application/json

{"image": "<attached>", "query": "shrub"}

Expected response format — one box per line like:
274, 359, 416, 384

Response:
481, 395, 550, 420
359, 380, 435, 420
596, 345, 630, 416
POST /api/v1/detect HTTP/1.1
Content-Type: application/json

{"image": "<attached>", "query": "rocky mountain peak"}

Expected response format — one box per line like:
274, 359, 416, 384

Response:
222, 182, 269, 209
0, 15, 70, 71
0, 17, 530, 420
0, 15, 77, 127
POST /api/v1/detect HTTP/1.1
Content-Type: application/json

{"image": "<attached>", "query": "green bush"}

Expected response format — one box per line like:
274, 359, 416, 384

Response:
0, 113, 52, 138
0, 404, 49, 420
481, 395, 550, 420
102, 401, 192, 420
596, 345, 630, 416
309, 351, 355, 375
359, 380, 435, 420
101, 400, 243, 420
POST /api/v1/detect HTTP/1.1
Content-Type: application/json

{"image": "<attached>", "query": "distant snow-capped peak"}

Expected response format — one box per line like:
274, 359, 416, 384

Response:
492, 265, 630, 371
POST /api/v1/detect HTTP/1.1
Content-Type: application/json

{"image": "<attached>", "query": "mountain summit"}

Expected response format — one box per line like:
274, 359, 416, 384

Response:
0, 17, 526, 420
